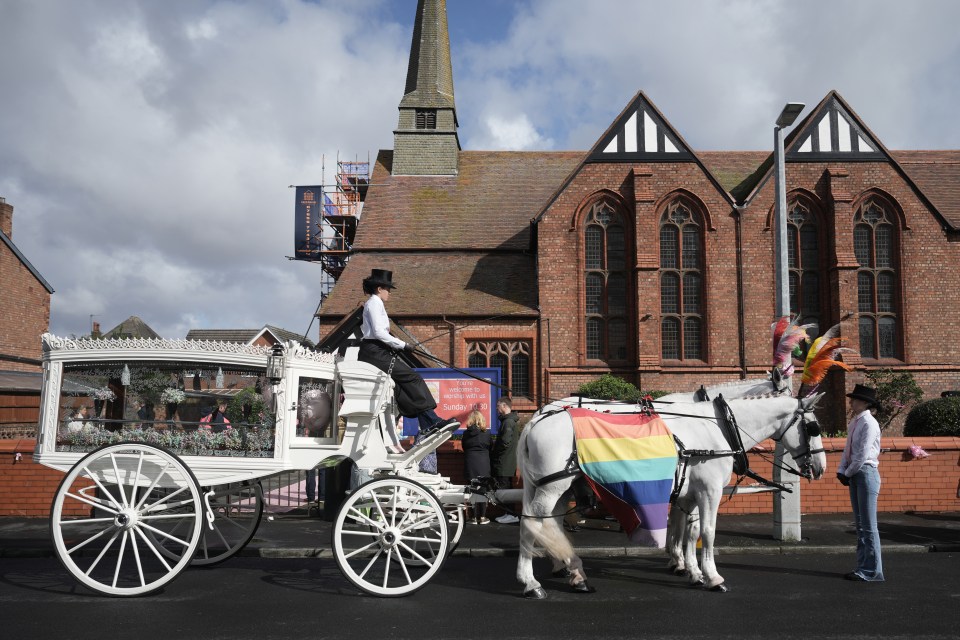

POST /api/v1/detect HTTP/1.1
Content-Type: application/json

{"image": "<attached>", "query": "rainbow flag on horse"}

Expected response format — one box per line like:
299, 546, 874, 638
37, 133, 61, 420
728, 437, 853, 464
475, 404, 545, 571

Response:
569, 408, 678, 547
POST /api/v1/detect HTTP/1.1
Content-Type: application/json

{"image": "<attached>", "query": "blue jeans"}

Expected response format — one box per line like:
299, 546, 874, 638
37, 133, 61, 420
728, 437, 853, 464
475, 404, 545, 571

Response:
849, 465, 884, 581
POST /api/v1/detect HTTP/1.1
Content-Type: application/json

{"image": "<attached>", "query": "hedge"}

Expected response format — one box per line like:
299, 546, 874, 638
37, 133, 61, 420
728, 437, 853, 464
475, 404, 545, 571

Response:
903, 396, 960, 437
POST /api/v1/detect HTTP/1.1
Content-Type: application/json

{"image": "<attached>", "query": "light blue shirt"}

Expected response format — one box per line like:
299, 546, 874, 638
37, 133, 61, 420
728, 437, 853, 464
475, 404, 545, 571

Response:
361, 294, 406, 350
838, 409, 881, 477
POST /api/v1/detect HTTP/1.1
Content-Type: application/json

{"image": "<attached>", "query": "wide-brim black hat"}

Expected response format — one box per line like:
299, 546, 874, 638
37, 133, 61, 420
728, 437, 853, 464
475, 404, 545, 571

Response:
363, 268, 396, 290
846, 383, 878, 407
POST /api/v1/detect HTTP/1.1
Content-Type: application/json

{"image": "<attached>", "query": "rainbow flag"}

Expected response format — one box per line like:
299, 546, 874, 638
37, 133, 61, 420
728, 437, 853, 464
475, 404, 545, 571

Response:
569, 408, 678, 547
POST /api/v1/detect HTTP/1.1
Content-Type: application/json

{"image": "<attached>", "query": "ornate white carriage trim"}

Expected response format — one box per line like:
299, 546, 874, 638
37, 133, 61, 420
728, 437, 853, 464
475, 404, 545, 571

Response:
42, 333, 274, 356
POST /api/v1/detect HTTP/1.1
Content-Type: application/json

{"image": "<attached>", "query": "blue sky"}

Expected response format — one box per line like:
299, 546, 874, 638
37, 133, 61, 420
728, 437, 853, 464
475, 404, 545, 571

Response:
1, 0, 959, 342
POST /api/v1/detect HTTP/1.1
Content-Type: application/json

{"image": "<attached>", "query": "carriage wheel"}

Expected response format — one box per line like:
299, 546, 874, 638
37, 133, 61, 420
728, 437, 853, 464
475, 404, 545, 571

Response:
332, 477, 448, 597
50, 443, 203, 597
446, 503, 466, 555
178, 482, 262, 566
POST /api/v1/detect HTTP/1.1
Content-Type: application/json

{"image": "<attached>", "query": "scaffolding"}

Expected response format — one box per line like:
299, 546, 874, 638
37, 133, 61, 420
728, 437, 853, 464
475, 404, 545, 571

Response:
309, 156, 369, 300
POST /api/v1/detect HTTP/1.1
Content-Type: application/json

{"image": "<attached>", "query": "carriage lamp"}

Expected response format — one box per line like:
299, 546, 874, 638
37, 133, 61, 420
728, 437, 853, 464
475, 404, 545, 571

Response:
267, 345, 285, 386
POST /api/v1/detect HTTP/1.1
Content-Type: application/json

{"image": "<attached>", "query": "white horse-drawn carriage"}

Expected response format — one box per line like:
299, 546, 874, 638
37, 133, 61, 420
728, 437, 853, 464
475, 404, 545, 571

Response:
34, 319, 844, 599
34, 334, 501, 597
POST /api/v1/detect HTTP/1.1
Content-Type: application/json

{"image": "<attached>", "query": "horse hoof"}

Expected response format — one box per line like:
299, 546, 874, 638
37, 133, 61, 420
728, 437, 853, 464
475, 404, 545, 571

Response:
552, 568, 572, 578
689, 578, 705, 587
672, 567, 687, 576
708, 583, 728, 593
524, 587, 547, 600
571, 581, 596, 594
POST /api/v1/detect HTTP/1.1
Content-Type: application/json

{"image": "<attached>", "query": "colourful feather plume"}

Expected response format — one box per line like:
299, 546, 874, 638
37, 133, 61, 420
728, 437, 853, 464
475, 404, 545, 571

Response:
799, 323, 854, 395
771, 317, 813, 375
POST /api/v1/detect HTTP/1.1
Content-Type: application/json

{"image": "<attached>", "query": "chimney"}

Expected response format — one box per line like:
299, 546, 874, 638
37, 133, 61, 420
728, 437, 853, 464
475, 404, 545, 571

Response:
0, 197, 12, 238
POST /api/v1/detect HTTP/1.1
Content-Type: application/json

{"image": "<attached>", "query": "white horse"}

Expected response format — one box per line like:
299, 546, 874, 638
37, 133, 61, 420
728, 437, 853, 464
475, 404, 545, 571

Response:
534, 369, 795, 576
515, 393, 825, 598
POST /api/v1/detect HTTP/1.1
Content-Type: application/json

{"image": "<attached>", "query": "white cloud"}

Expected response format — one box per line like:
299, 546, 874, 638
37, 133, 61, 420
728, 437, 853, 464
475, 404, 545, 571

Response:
473, 113, 550, 150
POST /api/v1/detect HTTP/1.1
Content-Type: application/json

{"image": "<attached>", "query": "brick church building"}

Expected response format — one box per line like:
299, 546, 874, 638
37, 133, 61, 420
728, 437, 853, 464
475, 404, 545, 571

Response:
317, 0, 960, 431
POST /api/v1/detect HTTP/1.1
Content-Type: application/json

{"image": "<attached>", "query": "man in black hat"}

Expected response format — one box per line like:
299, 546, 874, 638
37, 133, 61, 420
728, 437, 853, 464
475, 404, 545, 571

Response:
837, 383, 884, 582
357, 269, 458, 443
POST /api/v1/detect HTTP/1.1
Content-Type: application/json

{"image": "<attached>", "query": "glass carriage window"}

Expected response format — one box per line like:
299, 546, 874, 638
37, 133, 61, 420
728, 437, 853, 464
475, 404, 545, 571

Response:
467, 341, 532, 398
787, 201, 822, 332
583, 201, 631, 362
855, 200, 899, 359
660, 201, 703, 360
55, 360, 276, 457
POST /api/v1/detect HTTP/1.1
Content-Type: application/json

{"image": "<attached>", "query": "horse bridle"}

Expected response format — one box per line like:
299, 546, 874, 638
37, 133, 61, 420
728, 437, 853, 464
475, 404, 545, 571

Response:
769, 398, 824, 479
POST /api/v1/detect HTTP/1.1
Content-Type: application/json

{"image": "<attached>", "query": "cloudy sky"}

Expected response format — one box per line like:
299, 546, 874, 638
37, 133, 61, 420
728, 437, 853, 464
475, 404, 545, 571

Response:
2, 0, 959, 342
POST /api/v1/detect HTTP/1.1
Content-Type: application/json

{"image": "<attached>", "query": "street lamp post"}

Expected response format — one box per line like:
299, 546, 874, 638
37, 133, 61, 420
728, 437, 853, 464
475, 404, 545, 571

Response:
772, 101, 804, 542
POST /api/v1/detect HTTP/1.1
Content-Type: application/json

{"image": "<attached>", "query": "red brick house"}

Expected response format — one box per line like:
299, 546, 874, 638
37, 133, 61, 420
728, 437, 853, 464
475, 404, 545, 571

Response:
317, 0, 960, 432
0, 197, 54, 436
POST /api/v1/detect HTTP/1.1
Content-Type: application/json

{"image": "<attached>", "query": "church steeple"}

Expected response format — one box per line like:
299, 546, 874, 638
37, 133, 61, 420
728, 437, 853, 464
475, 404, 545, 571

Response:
392, 0, 460, 176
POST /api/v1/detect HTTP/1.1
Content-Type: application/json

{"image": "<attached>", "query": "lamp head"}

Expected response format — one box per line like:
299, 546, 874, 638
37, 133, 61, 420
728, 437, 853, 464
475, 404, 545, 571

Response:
267, 344, 285, 386
776, 102, 805, 128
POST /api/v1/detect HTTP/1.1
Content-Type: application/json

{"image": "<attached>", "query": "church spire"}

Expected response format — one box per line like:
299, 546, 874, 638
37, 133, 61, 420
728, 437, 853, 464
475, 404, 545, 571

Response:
392, 0, 460, 176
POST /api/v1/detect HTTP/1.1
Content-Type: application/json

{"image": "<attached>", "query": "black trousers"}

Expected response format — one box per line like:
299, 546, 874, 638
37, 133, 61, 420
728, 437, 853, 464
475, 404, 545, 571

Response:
357, 340, 438, 418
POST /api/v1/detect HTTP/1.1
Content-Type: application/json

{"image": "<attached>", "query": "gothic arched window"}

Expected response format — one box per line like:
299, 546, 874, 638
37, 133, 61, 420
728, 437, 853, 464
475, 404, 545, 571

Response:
787, 200, 822, 335
583, 202, 629, 362
854, 199, 899, 359
468, 341, 531, 397
660, 201, 704, 360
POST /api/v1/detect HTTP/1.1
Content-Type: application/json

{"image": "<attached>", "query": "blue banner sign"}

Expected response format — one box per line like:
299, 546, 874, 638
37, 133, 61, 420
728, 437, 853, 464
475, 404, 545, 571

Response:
293, 186, 323, 260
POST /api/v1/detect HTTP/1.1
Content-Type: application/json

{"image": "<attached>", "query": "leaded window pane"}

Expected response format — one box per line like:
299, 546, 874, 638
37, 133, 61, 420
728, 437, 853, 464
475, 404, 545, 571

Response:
682, 227, 699, 269
879, 317, 896, 358
683, 317, 702, 360
877, 272, 895, 312
789, 272, 799, 315
800, 225, 818, 268
661, 272, 679, 314
683, 272, 700, 313
607, 226, 625, 270
787, 226, 798, 268
607, 273, 626, 314
585, 226, 602, 269
608, 319, 628, 361
802, 272, 819, 315
511, 353, 529, 396
490, 354, 508, 389
854, 225, 871, 266
660, 226, 677, 269
858, 272, 873, 313
468, 353, 485, 369
586, 273, 603, 314
586, 319, 602, 359
876, 225, 892, 268
859, 318, 875, 359
661, 318, 679, 359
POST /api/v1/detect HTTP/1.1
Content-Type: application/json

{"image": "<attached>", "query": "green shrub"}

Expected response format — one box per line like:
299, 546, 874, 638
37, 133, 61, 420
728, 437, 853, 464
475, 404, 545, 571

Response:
903, 397, 960, 437
574, 375, 669, 403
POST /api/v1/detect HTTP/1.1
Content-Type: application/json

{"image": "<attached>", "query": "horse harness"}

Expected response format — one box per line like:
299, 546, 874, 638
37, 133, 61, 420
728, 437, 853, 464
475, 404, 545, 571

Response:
528, 395, 820, 506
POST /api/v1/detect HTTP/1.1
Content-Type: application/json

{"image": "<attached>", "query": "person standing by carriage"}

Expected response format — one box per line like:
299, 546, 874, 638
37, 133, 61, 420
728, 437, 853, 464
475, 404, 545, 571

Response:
357, 269, 457, 438
492, 397, 521, 524
461, 410, 492, 524
837, 384, 884, 582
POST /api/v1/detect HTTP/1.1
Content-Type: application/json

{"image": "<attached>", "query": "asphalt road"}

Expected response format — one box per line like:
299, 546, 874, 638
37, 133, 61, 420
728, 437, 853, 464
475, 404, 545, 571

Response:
2, 553, 958, 639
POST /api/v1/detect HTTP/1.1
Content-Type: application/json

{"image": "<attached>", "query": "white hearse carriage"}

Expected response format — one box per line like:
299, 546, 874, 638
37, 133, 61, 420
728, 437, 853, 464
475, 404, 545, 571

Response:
34, 334, 488, 597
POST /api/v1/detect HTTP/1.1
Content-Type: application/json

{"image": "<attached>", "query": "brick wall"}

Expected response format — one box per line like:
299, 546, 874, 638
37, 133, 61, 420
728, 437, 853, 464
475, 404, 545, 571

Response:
2, 437, 956, 517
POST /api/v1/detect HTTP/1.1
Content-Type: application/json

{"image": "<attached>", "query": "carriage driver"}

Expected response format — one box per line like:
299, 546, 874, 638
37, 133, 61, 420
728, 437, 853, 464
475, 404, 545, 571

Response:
357, 269, 458, 440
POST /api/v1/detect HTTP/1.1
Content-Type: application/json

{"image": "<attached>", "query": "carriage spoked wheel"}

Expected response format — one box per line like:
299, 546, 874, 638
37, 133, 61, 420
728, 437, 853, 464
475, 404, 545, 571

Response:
151, 481, 264, 567
50, 442, 203, 597
332, 477, 449, 597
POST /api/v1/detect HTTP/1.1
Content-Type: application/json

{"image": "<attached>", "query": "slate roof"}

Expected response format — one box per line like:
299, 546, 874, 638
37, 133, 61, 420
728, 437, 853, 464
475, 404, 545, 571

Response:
353, 150, 584, 251
185, 325, 314, 346
103, 316, 161, 340
697, 151, 770, 203
317, 252, 539, 318
891, 150, 960, 229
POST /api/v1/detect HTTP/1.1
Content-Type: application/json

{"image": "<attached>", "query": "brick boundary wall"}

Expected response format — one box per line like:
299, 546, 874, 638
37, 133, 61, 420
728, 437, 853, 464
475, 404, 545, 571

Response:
2, 437, 958, 517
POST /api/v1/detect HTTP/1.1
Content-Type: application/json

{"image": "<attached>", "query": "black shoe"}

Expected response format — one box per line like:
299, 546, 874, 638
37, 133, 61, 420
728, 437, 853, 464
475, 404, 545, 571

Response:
843, 572, 866, 581
421, 418, 459, 437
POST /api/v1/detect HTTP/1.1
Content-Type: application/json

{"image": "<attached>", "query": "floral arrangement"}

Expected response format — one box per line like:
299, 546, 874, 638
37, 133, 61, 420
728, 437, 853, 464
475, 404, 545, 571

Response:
160, 388, 186, 404
93, 387, 117, 401
59, 423, 275, 457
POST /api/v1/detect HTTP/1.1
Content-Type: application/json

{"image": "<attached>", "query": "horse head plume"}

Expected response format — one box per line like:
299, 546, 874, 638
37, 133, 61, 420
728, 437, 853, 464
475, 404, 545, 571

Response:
772, 316, 814, 377
798, 324, 853, 397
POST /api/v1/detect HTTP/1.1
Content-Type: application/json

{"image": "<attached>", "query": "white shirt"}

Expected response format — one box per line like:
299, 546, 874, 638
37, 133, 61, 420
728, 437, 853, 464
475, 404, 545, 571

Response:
361, 294, 406, 350
838, 409, 881, 477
